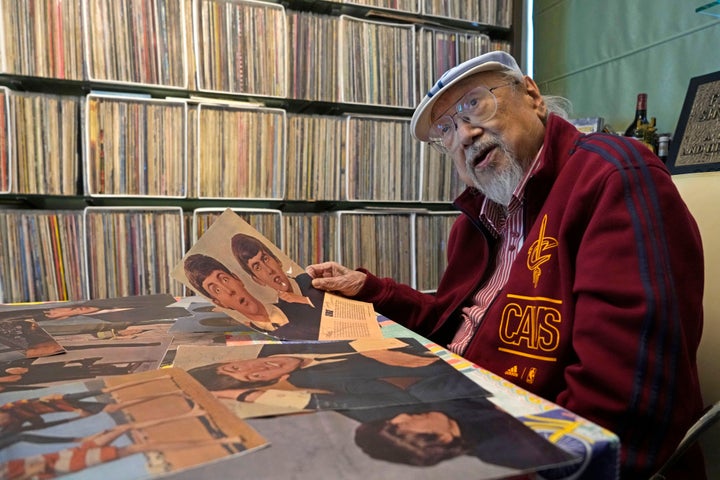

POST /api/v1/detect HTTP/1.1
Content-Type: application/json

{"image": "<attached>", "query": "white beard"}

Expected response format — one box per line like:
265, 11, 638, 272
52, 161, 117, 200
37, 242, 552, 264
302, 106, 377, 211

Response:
466, 143, 525, 207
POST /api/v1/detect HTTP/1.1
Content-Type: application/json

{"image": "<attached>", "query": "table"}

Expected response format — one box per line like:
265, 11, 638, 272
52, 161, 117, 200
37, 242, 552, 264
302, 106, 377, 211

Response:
168, 317, 620, 480
380, 319, 620, 480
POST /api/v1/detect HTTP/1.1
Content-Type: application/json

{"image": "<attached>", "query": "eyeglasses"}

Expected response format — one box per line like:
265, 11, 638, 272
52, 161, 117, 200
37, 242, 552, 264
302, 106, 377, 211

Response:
428, 81, 517, 154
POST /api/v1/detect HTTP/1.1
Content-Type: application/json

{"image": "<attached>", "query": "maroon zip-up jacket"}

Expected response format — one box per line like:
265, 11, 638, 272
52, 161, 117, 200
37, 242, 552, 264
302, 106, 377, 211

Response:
355, 114, 705, 479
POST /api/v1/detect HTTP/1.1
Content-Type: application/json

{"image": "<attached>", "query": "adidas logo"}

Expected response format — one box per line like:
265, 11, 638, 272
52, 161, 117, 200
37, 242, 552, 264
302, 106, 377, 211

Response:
505, 365, 519, 377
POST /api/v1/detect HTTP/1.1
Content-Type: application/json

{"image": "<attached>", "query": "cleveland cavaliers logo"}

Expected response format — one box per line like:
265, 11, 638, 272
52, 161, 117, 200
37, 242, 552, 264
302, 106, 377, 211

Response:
526, 215, 558, 287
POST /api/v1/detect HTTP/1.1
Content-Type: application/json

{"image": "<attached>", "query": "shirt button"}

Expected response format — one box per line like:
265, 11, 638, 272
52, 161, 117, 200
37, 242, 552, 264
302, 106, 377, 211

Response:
511, 231, 520, 238
508, 245, 516, 251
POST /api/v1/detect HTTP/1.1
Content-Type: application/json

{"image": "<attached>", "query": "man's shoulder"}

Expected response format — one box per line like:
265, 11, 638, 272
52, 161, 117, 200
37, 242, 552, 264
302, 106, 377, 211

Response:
573, 131, 663, 169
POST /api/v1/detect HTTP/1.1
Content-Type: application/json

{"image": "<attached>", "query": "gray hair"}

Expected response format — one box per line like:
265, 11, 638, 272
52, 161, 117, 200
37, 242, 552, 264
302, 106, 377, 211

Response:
496, 70, 572, 120
543, 95, 572, 119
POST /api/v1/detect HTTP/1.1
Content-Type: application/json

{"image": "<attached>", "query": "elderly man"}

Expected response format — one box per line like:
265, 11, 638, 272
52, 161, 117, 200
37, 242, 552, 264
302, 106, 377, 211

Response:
307, 51, 705, 479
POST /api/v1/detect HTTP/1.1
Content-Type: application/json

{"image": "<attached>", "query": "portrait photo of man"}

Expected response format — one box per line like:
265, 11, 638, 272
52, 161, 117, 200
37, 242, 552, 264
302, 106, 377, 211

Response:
183, 253, 291, 335
172, 209, 348, 341
176, 338, 489, 417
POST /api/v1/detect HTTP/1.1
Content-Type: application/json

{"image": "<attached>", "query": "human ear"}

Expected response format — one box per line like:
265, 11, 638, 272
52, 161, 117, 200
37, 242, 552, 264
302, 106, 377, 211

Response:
523, 76, 547, 117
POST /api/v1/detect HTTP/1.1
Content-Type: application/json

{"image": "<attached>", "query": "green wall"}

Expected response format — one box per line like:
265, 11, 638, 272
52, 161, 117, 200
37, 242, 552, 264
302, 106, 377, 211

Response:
532, 0, 720, 136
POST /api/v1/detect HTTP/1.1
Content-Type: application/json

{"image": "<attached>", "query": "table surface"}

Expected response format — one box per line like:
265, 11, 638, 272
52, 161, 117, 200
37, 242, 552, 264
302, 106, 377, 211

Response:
170, 317, 620, 480
378, 318, 620, 480
0, 298, 619, 480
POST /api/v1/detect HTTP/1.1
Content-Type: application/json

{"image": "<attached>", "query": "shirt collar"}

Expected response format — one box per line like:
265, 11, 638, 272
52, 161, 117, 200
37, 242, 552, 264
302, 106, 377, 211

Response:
479, 146, 544, 235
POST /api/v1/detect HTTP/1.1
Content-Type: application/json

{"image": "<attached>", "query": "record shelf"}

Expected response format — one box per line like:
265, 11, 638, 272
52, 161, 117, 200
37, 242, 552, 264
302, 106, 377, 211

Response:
0, 0, 523, 303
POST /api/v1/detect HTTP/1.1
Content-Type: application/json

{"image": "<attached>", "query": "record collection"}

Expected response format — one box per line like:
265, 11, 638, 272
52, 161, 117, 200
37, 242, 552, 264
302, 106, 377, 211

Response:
0, 0, 516, 302
84, 207, 186, 298
337, 210, 415, 287
84, 0, 188, 88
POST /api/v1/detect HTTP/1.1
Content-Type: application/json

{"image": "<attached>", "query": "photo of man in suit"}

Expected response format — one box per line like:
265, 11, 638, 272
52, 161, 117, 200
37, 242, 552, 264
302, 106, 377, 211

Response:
185, 339, 489, 412
347, 397, 578, 472
230, 233, 325, 333
0, 294, 191, 337
184, 253, 320, 340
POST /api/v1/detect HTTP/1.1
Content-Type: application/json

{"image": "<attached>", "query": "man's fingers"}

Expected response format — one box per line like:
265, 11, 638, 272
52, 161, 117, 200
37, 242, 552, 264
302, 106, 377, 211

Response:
306, 262, 334, 278
310, 277, 336, 292
306, 262, 348, 278
306, 262, 364, 296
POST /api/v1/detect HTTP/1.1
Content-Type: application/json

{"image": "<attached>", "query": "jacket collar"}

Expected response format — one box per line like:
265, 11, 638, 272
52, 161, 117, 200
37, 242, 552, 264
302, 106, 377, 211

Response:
453, 113, 583, 230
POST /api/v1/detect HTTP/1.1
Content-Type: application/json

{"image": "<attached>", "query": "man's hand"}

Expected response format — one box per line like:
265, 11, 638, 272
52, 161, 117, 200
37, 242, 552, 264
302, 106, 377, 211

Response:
305, 262, 367, 297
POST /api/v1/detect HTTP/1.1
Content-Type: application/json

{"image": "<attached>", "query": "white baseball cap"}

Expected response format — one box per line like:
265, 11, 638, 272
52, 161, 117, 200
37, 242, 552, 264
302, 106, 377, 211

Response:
411, 51, 524, 142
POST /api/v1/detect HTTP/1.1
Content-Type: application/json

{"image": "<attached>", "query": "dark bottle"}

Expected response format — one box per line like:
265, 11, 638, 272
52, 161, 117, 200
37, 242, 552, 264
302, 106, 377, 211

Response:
624, 93, 649, 137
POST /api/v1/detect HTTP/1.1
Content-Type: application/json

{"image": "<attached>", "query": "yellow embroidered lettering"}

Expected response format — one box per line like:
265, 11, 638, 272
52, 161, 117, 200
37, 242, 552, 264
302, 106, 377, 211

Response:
499, 303, 524, 345
537, 306, 561, 351
498, 294, 562, 362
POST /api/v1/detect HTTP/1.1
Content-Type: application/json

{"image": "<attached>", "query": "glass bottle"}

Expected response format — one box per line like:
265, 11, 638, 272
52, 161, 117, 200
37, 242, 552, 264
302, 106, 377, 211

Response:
624, 93, 649, 137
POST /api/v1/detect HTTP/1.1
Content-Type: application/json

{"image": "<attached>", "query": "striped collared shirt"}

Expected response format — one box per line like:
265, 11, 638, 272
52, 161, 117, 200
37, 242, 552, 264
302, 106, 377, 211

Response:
448, 149, 543, 355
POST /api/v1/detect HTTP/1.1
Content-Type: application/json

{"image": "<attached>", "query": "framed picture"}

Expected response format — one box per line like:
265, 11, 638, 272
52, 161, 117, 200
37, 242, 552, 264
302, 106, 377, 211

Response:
668, 70, 720, 174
